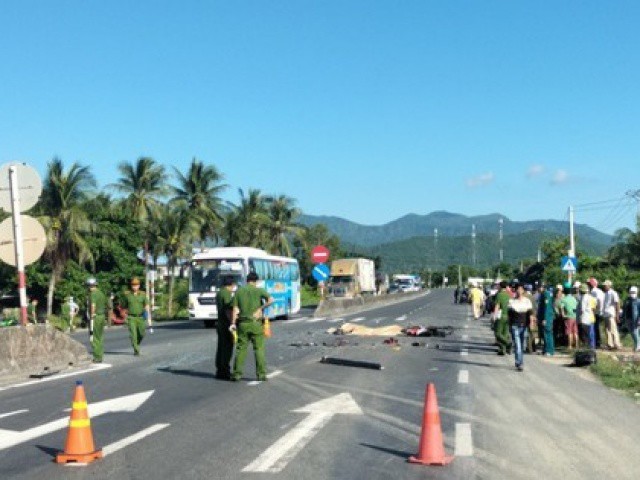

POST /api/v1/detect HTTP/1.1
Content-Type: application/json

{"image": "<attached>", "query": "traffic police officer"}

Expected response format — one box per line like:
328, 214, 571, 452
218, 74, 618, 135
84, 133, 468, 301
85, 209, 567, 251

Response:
215, 276, 237, 380
230, 272, 274, 381
122, 277, 151, 356
87, 277, 107, 363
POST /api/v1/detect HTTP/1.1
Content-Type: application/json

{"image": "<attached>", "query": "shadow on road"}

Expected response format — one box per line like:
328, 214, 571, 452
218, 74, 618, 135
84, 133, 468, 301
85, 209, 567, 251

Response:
433, 357, 513, 369
434, 345, 496, 355
359, 443, 412, 459
35, 445, 58, 459
157, 366, 217, 380
152, 321, 203, 331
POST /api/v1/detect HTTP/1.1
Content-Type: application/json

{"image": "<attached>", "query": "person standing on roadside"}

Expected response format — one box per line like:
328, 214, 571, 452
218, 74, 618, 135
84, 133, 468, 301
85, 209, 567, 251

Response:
602, 280, 622, 350
230, 272, 274, 382
122, 277, 152, 356
493, 281, 512, 356
560, 283, 578, 350
587, 277, 605, 348
215, 276, 236, 380
469, 282, 485, 320
541, 286, 556, 356
523, 284, 538, 353
86, 277, 107, 363
508, 283, 535, 372
27, 297, 38, 324
578, 284, 597, 349
622, 286, 640, 352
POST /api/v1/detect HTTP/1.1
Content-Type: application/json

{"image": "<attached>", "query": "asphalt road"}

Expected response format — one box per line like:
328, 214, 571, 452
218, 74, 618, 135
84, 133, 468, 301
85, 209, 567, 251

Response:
1, 290, 640, 479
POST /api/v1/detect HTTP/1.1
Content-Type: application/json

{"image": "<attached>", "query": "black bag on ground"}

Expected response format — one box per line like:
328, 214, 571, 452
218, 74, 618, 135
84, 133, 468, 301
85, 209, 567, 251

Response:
574, 349, 597, 367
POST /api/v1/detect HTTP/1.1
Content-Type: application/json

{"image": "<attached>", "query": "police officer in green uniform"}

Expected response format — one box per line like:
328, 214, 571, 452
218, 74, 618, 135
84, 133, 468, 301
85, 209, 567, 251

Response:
87, 278, 107, 363
215, 276, 237, 380
493, 281, 513, 356
230, 272, 274, 381
122, 277, 151, 356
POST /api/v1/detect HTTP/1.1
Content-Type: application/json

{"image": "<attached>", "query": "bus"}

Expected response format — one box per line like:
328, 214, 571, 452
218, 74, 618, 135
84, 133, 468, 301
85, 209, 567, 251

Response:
188, 247, 301, 328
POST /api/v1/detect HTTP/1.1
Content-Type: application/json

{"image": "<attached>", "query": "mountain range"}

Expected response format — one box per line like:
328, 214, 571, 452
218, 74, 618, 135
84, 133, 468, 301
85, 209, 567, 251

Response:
299, 211, 613, 271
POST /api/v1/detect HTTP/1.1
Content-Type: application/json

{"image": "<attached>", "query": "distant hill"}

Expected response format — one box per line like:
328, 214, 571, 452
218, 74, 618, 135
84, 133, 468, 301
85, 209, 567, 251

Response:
359, 232, 609, 273
300, 211, 612, 248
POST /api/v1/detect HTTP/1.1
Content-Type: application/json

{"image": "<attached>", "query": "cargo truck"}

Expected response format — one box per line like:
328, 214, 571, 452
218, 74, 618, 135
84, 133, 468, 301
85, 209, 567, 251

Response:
328, 258, 376, 298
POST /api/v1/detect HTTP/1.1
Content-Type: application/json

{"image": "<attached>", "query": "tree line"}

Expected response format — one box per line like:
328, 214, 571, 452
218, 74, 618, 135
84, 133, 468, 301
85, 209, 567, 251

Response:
0, 157, 343, 318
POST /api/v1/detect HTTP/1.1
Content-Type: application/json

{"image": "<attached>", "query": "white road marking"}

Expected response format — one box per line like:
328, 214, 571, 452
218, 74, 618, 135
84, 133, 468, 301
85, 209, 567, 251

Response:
0, 363, 112, 392
102, 424, 170, 457
460, 349, 469, 356
458, 370, 469, 384
350, 317, 365, 323
247, 370, 284, 386
395, 315, 407, 322
0, 390, 154, 451
242, 393, 362, 473
284, 316, 309, 324
0, 409, 28, 419
306, 317, 327, 323
327, 317, 344, 323
462, 334, 469, 340
455, 423, 473, 456
464, 325, 469, 329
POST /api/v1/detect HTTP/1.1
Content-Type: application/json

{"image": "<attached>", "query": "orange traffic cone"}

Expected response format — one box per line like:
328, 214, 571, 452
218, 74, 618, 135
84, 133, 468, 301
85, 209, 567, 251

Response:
263, 317, 272, 338
408, 383, 453, 466
56, 381, 103, 464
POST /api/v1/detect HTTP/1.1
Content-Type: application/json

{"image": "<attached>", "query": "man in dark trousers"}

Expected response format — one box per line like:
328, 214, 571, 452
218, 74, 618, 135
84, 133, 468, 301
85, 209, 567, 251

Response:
215, 276, 236, 380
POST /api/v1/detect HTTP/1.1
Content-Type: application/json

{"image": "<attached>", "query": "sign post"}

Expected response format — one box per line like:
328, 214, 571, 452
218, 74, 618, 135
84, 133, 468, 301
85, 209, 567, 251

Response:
311, 245, 330, 264
0, 163, 44, 326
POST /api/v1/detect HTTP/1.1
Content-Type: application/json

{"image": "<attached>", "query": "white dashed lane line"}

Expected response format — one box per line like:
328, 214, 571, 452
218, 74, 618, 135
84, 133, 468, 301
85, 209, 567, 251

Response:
455, 423, 473, 456
458, 370, 469, 384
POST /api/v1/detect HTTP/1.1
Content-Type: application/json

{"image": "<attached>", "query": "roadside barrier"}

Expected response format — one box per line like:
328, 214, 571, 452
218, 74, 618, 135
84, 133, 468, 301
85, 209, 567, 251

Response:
56, 380, 103, 464
408, 383, 453, 466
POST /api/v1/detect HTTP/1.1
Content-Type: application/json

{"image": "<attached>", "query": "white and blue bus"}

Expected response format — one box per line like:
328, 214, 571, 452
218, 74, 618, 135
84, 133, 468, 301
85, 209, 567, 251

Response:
188, 247, 301, 328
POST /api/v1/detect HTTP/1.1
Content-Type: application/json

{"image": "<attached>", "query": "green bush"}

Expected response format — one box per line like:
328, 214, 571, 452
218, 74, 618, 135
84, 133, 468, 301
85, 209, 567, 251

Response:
301, 284, 321, 307
590, 355, 640, 396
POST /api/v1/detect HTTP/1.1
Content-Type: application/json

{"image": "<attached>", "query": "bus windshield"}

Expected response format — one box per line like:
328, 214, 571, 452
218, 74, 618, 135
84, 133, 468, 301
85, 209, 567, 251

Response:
190, 259, 244, 292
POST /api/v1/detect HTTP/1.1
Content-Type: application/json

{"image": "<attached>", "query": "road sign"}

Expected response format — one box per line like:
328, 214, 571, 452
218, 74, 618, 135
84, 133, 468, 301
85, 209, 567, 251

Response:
312, 263, 330, 282
0, 163, 42, 212
0, 215, 47, 266
561, 256, 578, 272
311, 245, 330, 264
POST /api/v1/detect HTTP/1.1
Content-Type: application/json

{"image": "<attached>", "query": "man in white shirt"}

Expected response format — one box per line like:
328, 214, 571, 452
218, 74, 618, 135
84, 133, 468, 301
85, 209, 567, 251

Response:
587, 277, 605, 348
602, 279, 622, 350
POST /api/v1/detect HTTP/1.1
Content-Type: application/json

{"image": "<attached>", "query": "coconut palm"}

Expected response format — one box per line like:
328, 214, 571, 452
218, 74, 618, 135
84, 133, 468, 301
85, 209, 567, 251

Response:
111, 157, 168, 294
156, 203, 195, 317
265, 194, 305, 256
222, 188, 270, 248
171, 158, 227, 246
39, 158, 96, 316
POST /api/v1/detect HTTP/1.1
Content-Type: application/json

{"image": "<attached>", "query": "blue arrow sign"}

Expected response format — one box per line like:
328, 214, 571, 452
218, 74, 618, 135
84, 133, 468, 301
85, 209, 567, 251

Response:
312, 263, 330, 283
561, 256, 578, 272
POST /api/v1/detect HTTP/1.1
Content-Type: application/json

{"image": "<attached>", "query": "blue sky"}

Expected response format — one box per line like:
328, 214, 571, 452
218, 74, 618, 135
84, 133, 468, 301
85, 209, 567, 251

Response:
1, 1, 639, 235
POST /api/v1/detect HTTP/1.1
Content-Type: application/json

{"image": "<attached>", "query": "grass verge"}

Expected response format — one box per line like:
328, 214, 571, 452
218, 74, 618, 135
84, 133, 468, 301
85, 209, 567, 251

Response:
590, 354, 640, 398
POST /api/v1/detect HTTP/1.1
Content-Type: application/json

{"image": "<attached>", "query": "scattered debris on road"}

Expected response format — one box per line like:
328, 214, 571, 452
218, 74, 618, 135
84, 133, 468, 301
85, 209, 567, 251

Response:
325, 323, 403, 336
320, 356, 383, 370
404, 326, 454, 337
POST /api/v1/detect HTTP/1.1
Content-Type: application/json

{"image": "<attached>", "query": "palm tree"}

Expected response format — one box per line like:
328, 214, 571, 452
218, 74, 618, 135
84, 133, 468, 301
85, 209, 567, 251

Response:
39, 158, 96, 316
265, 194, 305, 256
156, 203, 195, 317
171, 158, 227, 246
111, 157, 168, 297
222, 188, 270, 248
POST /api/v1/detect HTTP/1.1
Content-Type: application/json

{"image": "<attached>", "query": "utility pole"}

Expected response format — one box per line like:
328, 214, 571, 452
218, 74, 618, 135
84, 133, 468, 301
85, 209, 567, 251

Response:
471, 224, 476, 267
433, 228, 438, 269
458, 264, 462, 287
568, 205, 575, 283
498, 217, 504, 263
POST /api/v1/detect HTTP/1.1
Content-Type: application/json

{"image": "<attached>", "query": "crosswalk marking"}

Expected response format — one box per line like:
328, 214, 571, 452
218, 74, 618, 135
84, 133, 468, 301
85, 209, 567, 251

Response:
458, 370, 469, 384
455, 423, 473, 456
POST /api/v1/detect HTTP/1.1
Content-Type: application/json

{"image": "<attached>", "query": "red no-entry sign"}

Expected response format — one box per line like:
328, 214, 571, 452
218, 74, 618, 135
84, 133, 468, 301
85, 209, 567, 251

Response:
311, 245, 330, 264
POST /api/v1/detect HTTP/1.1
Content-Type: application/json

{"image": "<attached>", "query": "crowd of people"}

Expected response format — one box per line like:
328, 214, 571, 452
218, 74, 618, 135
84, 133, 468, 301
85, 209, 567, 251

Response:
457, 277, 640, 372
